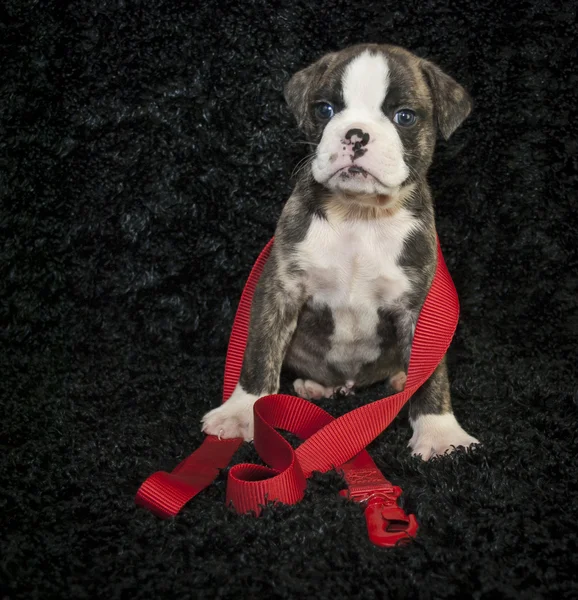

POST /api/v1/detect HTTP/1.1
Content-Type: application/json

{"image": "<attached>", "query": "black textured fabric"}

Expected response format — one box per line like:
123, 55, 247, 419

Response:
2, 1, 577, 598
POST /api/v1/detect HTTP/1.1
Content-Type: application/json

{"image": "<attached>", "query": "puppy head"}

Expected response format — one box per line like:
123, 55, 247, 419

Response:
285, 44, 472, 202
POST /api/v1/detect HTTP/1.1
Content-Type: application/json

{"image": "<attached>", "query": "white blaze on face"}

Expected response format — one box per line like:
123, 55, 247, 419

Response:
342, 50, 390, 112
311, 50, 409, 195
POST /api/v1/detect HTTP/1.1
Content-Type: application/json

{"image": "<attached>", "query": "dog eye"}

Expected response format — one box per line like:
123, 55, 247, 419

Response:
314, 102, 335, 121
393, 109, 417, 127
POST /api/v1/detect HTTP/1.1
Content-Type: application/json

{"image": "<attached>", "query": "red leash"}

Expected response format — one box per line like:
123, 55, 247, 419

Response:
136, 236, 459, 547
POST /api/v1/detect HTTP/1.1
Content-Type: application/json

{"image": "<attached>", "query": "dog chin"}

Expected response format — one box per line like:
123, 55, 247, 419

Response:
321, 168, 393, 195
324, 177, 400, 208
332, 179, 393, 196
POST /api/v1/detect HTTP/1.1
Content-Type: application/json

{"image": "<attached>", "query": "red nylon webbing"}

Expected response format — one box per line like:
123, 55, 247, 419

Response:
136, 236, 459, 518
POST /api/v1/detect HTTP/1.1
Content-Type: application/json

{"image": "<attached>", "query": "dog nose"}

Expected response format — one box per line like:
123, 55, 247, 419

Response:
344, 128, 370, 148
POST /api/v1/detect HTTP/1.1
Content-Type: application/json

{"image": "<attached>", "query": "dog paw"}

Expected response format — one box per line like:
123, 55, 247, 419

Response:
389, 371, 407, 392
409, 413, 480, 460
293, 378, 335, 400
293, 379, 355, 400
335, 380, 355, 397
201, 384, 260, 441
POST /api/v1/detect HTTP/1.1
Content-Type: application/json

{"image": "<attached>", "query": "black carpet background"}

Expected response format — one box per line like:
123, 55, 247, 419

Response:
1, 0, 577, 598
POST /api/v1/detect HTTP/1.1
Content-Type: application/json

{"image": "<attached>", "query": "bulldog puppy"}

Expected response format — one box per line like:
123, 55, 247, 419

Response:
201, 43, 479, 460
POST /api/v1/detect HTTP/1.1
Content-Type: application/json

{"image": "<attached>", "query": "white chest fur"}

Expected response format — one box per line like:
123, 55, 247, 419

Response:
294, 208, 420, 374
296, 209, 418, 307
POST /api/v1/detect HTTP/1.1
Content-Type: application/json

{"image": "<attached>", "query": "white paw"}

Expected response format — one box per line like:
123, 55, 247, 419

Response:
201, 383, 262, 441
293, 378, 335, 400
409, 413, 480, 461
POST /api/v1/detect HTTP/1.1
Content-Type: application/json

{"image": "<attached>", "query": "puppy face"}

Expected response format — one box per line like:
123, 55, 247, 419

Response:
285, 44, 472, 201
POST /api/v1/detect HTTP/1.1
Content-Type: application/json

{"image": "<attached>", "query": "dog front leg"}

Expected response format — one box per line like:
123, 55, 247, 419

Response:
408, 356, 479, 460
201, 260, 302, 441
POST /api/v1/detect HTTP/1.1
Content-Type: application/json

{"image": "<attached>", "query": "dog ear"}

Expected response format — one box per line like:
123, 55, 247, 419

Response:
284, 53, 337, 131
420, 60, 473, 140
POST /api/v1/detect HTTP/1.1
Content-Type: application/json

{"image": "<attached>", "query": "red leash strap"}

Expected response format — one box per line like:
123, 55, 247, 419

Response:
136, 236, 459, 547
135, 240, 274, 519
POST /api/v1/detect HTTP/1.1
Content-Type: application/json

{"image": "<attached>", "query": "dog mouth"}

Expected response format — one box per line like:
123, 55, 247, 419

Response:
326, 165, 399, 207
330, 165, 391, 191
332, 165, 374, 180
